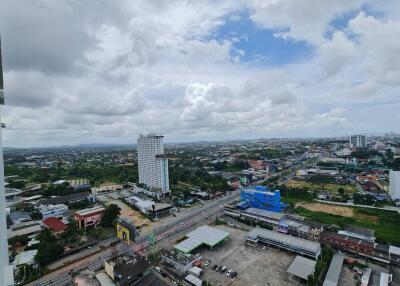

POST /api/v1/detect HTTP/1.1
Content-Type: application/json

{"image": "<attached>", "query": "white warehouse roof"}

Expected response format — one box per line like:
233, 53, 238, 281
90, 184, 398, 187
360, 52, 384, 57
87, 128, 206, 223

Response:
175, 225, 230, 253
287, 255, 316, 280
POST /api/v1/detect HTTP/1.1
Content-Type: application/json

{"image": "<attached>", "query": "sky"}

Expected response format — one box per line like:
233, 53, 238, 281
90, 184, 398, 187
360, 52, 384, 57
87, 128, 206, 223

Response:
1, 0, 400, 147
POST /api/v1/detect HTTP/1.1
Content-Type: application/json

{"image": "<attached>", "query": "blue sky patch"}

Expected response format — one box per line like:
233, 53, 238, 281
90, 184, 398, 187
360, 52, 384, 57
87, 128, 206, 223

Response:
212, 13, 313, 66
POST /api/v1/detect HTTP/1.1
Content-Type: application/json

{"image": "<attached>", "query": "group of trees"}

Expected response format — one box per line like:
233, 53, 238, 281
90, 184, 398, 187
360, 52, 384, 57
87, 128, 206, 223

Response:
5, 162, 139, 187
170, 166, 230, 193
307, 247, 334, 286
35, 229, 64, 266
101, 204, 121, 227
278, 184, 314, 202
213, 160, 246, 171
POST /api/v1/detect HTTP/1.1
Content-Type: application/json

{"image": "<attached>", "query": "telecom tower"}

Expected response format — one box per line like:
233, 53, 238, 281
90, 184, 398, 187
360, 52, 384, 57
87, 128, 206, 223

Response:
0, 37, 13, 285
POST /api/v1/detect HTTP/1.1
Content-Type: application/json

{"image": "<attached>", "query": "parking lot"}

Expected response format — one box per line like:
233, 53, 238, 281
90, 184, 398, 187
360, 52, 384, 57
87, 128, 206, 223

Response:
197, 225, 301, 286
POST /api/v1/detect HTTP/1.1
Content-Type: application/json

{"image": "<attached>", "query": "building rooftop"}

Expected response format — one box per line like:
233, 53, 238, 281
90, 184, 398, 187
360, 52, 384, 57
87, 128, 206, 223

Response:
13, 250, 38, 267
175, 225, 230, 253
247, 228, 321, 255
162, 249, 196, 265
43, 217, 68, 232
109, 256, 151, 286
323, 254, 344, 286
95, 273, 115, 286
185, 274, 202, 286
5, 188, 23, 196
287, 255, 316, 280
38, 191, 91, 205
343, 225, 375, 236
75, 206, 105, 217
134, 272, 169, 286
9, 211, 31, 223
389, 245, 400, 256
244, 207, 285, 221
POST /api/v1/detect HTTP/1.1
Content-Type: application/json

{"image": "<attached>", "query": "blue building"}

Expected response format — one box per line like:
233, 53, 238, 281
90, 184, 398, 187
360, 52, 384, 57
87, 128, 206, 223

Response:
240, 186, 282, 212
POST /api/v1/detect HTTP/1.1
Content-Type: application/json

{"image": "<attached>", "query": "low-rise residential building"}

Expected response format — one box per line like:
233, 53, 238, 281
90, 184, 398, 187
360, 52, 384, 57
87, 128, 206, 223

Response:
338, 225, 375, 243
389, 245, 400, 267
161, 249, 198, 275
9, 211, 32, 225
319, 231, 374, 256
92, 182, 123, 195
37, 191, 95, 206
13, 250, 38, 268
42, 217, 68, 237
7, 221, 42, 239
105, 254, 151, 286
37, 204, 69, 219
5, 188, 23, 201
73, 206, 105, 229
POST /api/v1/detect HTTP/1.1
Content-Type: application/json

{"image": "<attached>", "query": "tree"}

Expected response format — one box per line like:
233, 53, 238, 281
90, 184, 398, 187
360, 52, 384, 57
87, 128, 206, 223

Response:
392, 158, 400, 171
101, 204, 121, 227
338, 188, 345, 195
36, 242, 64, 265
35, 229, 64, 265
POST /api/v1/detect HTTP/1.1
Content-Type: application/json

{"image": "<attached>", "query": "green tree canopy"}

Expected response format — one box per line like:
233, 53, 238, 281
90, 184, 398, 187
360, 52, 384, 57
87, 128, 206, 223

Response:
101, 204, 121, 227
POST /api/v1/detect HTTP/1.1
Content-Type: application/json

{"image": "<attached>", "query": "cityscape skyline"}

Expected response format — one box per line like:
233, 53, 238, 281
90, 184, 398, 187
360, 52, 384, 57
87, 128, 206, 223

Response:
1, 1, 400, 147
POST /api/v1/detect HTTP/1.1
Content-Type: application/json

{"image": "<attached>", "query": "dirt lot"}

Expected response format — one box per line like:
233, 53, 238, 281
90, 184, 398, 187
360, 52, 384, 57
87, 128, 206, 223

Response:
97, 194, 152, 234
198, 225, 302, 286
296, 202, 354, 217
338, 267, 358, 286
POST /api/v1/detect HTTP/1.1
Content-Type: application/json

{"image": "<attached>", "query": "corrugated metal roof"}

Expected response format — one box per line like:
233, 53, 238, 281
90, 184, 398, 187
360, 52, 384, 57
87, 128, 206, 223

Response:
247, 228, 321, 255
244, 207, 285, 220
175, 225, 230, 253
287, 255, 316, 280
323, 254, 344, 286
185, 274, 202, 286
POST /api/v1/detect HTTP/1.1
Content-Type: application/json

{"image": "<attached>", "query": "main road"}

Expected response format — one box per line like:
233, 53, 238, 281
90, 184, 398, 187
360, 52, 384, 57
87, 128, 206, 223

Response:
28, 191, 240, 286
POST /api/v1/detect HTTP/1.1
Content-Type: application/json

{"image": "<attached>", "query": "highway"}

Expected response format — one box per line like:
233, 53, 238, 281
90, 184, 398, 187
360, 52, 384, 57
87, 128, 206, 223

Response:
28, 191, 240, 286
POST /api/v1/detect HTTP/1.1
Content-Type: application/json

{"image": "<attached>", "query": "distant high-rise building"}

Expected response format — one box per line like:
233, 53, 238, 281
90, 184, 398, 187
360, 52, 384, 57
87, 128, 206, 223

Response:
0, 37, 14, 286
389, 170, 400, 201
137, 134, 170, 196
349, 135, 366, 148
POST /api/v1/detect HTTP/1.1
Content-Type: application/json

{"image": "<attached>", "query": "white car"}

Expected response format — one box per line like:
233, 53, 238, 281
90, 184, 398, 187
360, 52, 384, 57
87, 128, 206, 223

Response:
226, 270, 233, 277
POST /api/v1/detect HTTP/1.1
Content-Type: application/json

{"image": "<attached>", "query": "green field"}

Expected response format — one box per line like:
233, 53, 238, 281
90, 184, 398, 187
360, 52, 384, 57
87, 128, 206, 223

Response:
295, 206, 400, 245
288, 180, 357, 194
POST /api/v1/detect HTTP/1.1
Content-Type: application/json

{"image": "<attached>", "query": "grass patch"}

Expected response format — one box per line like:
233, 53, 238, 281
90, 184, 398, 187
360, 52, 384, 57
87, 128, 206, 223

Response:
294, 206, 400, 245
288, 180, 357, 194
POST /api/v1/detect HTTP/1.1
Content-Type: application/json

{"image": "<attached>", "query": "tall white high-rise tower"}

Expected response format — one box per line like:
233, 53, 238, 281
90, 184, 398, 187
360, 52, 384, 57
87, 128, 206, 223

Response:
137, 134, 170, 196
0, 37, 14, 285
349, 135, 366, 148
389, 170, 400, 201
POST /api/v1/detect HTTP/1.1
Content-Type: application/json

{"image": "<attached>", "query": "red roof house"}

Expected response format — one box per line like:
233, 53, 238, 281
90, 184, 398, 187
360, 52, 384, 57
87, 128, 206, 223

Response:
43, 217, 68, 237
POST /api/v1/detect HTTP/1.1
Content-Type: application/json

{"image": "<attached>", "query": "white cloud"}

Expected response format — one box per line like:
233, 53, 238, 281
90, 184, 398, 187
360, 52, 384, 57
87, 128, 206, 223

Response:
1, 0, 399, 147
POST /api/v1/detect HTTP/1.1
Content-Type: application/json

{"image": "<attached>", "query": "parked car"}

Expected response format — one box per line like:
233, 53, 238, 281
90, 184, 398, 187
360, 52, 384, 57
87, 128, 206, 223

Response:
217, 265, 223, 272
230, 271, 237, 278
220, 266, 227, 273
212, 264, 218, 270
226, 270, 233, 277
204, 260, 210, 267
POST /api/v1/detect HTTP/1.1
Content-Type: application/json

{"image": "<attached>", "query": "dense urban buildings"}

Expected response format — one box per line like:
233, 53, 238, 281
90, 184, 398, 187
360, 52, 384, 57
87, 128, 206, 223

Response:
137, 134, 170, 196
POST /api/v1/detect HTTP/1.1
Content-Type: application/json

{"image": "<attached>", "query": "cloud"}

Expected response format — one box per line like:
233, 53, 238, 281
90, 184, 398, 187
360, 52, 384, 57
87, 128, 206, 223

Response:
1, 0, 399, 147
